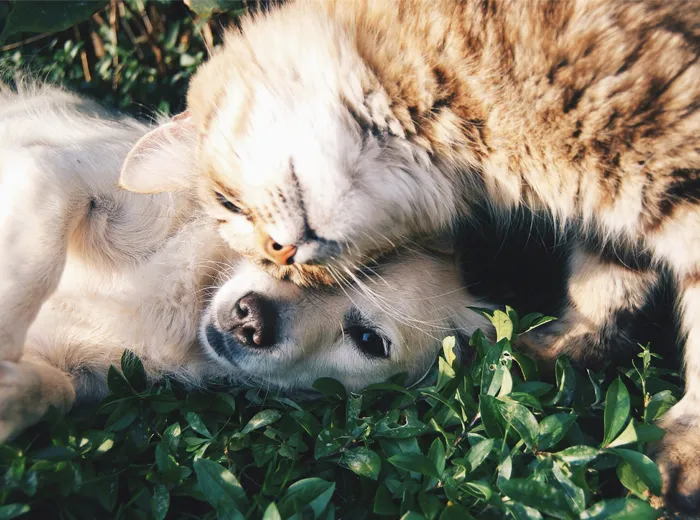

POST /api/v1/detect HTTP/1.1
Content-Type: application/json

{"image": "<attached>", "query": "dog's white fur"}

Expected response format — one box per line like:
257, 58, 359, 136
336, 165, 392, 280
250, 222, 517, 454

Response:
0, 84, 488, 442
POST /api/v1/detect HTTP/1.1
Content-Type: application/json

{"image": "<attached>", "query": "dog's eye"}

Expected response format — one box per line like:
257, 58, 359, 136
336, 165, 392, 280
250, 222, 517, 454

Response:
215, 192, 241, 214
347, 326, 390, 359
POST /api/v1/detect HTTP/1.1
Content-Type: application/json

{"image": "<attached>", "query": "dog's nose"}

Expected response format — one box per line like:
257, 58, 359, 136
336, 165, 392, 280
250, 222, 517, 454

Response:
218, 293, 277, 348
263, 236, 297, 266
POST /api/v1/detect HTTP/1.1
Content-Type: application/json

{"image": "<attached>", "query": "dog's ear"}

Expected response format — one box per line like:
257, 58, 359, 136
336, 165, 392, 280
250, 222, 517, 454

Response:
119, 111, 197, 194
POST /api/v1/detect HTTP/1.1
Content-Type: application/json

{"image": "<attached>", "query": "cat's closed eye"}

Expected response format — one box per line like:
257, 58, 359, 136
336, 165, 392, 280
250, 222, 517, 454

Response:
215, 192, 242, 214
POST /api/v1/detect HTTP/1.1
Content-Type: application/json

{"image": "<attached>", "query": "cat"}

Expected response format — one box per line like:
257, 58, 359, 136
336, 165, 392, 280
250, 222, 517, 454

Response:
118, 0, 700, 511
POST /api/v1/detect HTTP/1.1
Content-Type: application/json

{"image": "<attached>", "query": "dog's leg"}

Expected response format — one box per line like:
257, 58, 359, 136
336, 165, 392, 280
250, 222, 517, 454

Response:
0, 151, 85, 361
0, 356, 75, 443
518, 243, 658, 367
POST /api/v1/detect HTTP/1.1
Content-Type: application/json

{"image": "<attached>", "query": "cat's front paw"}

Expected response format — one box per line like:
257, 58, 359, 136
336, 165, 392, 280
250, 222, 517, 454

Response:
650, 414, 700, 515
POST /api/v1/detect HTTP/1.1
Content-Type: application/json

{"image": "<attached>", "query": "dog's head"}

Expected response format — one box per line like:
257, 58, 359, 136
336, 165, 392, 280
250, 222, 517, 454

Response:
200, 249, 488, 391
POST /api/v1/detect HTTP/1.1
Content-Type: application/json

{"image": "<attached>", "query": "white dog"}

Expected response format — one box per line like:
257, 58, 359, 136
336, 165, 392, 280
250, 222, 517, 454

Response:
0, 83, 488, 442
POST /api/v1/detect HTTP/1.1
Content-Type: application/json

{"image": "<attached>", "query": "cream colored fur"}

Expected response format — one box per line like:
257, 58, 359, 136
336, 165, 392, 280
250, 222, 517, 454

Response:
0, 83, 489, 443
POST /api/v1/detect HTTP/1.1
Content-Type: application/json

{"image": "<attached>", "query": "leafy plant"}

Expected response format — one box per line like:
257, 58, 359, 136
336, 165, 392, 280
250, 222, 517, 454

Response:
0, 308, 681, 519
0, 0, 254, 116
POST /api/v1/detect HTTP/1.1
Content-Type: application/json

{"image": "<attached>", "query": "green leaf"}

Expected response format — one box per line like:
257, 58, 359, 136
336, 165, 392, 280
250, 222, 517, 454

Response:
607, 420, 665, 448
106, 365, 135, 396
511, 351, 539, 381
514, 381, 553, 398
162, 422, 182, 453
551, 461, 586, 513
645, 390, 677, 423
0, 504, 30, 520
374, 410, 429, 439
0, 1, 109, 43
442, 336, 457, 366
506, 503, 543, 520
425, 438, 446, 490
185, 412, 212, 439
479, 395, 506, 438
437, 357, 456, 390
374, 486, 400, 516
439, 504, 474, 520
342, 446, 381, 481
480, 338, 512, 396
185, 0, 246, 17
151, 484, 170, 520
579, 498, 660, 519
312, 378, 347, 400
120, 349, 148, 392
553, 445, 600, 467
617, 461, 648, 498
417, 492, 441, 520
314, 427, 344, 459
104, 404, 137, 432
518, 313, 557, 335
547, 357, 576, 406
606, 448, 662, 496
277, 478, 336, 520
603, 379, 631, 447
193, 459, 248, 518
262, 503, 282, 520
497, 398, 538, 449
463, 438, 494, 473
491, 309, 515, 342
499, 478, 573, 519
388, 453, 440, 479
241, 410, 281, 435
538, 413, 577, 451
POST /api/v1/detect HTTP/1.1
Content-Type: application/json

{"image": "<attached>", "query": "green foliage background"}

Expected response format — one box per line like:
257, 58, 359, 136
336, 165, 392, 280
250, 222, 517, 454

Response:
0, 2, 684, 519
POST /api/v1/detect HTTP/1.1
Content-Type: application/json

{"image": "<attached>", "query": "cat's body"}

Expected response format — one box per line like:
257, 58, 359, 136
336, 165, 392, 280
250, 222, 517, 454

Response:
117, 0, 700, 511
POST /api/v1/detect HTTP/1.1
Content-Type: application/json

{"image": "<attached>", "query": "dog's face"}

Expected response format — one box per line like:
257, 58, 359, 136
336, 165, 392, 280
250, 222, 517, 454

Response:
199, 251, 485, 391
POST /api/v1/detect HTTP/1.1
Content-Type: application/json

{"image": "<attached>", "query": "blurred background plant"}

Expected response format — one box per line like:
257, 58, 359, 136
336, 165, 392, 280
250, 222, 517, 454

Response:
0, 0, 274, 117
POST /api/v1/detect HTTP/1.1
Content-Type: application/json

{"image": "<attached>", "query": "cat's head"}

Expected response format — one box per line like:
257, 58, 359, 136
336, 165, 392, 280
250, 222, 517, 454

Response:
119, 1, 457, 286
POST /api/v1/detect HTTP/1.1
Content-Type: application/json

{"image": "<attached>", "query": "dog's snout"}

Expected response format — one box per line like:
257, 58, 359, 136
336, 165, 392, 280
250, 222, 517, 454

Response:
264, 237, 297, 266
218, 292, 277, 348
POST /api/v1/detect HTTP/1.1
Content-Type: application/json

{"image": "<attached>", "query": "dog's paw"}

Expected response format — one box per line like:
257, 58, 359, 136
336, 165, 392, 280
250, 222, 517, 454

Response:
0, 360, 74, 444
650, 415, 700, 514
0, 329, 24, 363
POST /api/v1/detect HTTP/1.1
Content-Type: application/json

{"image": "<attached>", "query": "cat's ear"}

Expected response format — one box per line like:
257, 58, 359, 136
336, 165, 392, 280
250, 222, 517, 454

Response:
119, 111, 197, 194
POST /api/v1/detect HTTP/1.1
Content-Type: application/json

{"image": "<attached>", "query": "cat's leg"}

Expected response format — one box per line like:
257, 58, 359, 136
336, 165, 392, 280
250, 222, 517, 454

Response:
648, 212, 700, 512
0, 355, 75, 443
518, 242, 658, 367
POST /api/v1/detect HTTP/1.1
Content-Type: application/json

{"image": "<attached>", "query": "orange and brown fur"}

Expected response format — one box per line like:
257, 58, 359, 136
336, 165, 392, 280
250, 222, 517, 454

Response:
120, 0, 700, 511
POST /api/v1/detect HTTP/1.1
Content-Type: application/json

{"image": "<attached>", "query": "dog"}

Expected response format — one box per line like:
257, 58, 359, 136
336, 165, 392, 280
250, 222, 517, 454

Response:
0, 83, 489, 442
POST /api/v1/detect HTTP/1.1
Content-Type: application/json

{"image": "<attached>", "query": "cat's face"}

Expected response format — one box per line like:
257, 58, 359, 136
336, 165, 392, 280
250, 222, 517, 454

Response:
119, 5, 457, 286
188, 55, 459, 286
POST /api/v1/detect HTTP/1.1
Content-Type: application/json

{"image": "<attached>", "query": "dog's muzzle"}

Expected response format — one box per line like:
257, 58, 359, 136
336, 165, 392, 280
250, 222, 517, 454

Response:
206, 292, 279, 362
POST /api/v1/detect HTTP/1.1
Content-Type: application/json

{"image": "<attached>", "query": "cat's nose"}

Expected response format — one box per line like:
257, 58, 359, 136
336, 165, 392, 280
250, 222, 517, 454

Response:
264, 237, 297, 265
218, 292, 277, 348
